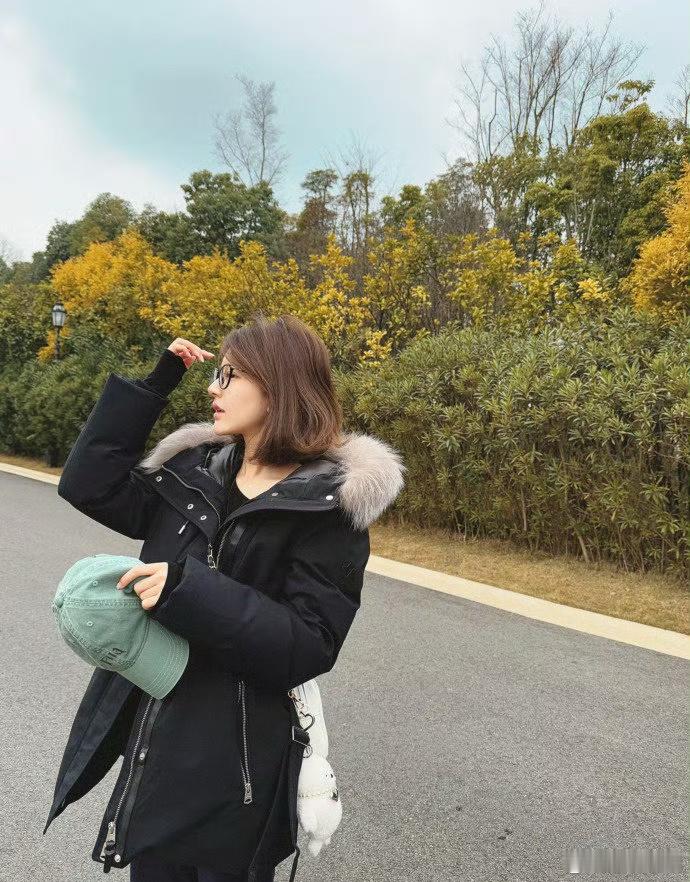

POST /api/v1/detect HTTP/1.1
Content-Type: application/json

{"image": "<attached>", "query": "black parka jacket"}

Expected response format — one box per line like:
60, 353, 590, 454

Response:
42, 358, 406, 878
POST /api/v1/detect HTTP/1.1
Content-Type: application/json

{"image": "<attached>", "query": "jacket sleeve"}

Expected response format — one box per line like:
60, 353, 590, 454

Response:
148, 510, 371, 692
57, 350, 186, 540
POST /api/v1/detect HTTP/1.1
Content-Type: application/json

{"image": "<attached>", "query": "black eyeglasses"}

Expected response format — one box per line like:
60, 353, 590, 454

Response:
212, 364, 235, 389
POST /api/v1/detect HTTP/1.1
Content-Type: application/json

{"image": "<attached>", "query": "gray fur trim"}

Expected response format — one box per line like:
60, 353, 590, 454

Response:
137, 422, 406, 529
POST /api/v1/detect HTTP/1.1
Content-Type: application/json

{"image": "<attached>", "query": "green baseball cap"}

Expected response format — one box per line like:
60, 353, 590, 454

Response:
52, 553, 189, 699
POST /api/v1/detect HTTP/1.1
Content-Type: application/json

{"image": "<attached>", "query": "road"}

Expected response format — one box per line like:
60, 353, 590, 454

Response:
2, 469, 687, 881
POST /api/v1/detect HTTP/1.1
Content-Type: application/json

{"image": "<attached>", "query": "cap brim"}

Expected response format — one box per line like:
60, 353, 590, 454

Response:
122, 617, 190, 699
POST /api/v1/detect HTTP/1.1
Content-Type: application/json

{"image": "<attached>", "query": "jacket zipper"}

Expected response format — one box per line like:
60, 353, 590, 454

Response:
156, 463, 235, 569
158, 462, 254, 806
98, 694, 160, 868
237, 678, 253, 803
207, 525, 227, 570
207, 528, 253, 804
214, 518, 239, 568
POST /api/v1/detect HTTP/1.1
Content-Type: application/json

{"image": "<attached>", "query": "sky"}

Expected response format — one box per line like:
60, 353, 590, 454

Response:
0, 0, 687, 262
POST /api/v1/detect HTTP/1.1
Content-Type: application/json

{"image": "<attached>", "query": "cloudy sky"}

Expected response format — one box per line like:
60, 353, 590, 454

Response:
1, 0, 687, 261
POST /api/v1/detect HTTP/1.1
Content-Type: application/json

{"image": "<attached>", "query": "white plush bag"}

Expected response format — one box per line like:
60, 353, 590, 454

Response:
289, 679, 343, 856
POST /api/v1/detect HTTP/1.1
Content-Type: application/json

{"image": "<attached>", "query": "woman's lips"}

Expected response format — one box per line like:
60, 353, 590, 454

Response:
213, 411, 224, 418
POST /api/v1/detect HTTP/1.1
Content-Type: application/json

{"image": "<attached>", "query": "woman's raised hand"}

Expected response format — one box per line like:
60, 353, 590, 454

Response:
168, 338, 215, 370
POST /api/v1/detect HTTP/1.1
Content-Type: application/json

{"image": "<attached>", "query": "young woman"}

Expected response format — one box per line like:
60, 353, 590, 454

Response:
43, 314, 406, 882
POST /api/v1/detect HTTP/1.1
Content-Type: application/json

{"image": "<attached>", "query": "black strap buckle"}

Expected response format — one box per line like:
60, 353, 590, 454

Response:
291, 725, 310, 748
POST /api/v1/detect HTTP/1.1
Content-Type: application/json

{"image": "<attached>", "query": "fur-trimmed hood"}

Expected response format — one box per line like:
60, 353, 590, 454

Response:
137, 422, 406, 530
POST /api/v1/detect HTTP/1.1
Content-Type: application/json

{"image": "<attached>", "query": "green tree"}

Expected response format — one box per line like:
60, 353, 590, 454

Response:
134, 205, 198, 265
561, 81, 690, 277
286, 168, 340, 275
70, 192, 137, 255
181, 169, 287, 260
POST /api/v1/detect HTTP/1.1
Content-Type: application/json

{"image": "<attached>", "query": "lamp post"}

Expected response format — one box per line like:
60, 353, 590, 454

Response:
45, 302, 67, 467
52, 301, 66, 359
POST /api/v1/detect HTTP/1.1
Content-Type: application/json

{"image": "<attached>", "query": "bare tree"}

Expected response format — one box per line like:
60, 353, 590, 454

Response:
449, 1, 644, 162
667, 64, 690, 128
0, 235, 21, 267
320, 131, 388, 270
213, 74, 290, 187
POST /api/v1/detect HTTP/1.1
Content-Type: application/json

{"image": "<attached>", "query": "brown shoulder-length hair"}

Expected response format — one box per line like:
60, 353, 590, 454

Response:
217, 313, 346, 466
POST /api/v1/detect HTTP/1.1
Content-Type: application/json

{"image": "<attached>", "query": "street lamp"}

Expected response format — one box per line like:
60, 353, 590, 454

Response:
52, 301, 67, 359
46, 301, 67, 467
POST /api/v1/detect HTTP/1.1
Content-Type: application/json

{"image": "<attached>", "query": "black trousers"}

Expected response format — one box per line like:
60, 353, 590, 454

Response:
129, 851, 276, 882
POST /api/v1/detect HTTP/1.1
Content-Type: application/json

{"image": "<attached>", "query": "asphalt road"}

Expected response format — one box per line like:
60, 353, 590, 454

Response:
2, 469, 688, 881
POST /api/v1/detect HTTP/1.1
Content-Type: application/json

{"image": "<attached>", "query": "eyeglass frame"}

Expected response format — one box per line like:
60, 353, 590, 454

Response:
212, 364, 236, 389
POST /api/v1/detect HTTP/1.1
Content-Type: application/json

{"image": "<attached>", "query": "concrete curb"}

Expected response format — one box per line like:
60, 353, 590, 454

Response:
367, 555, 690, 660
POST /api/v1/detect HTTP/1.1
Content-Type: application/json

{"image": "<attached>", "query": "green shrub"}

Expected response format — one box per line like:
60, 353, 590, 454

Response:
336, 305, 690, 577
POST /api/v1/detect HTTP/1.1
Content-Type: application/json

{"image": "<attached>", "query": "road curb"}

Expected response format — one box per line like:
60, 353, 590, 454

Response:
366, 554, 690, 660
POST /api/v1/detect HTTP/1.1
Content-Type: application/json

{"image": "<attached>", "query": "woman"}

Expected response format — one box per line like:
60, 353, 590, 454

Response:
43, 314, 406, 882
